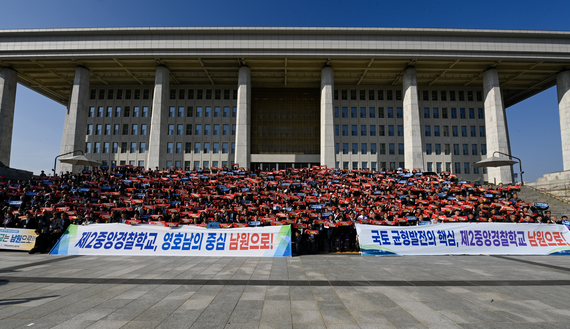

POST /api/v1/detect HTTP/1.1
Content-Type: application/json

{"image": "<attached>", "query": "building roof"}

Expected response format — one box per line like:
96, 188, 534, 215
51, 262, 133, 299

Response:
1, 27, 569, 106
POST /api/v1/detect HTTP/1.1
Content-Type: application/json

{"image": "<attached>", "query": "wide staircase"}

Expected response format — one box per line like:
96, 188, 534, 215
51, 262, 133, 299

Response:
518, 185, 570, 218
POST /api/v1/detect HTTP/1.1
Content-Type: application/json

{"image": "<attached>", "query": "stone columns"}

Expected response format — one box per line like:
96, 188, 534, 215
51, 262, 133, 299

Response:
0, 68, 18, 167
320, 66, 335, 168
402, 66, 424, 170
60, 66, 90, 173
235, 66, 251, 170
147, 65, 170, 169
557, 70, 570, 171
483, 68, 513, 184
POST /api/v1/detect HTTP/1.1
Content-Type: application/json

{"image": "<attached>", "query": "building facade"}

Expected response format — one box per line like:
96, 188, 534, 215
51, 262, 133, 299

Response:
1, 27, 570, 184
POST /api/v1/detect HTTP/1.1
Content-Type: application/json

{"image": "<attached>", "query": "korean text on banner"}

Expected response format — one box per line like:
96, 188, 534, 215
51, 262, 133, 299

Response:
50, 224, 292, 257
0, 228, 36, 251
356, 223, 570, 256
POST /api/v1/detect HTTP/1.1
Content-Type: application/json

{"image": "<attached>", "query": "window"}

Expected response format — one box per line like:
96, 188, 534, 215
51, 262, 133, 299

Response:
334, 107, 339, 118
133, 107, 139, 117
388, 125, 394, 136
186, 124, 192, 135
206, 89, 212, 100
453, 144, 459, 155
360, 107, 366, 118
214, 107, 220, 117
342, 143, 348, 154
397, 125, 403, 136
467, 91, 473, 102
464, 163, 470, 174
97, 107, 103, 117
132, 124, 138, 135
177, 124, 183, 135
232, 107, 237, 117
424, 108, 430, 119
459, 91, 465, 101
140, 124, 147, 135
215, 90, 221, 100
114, 124, 119, 135
213, 124, 220, 136
371, 143, 377, 155
387, 90, 393, 100
446, 162, 452, 172
195, 124, 202, 135
470, 126, 476, 137
398, 143, 404, 155
361, 143, 367, 154
379, 143, 386, 155
232, 124, 236, 135
125, 89, 132, 99
435, 144, 441, 155
170, 89, 176, 100
205, 106, 211, 117
397, 108, 402, 118
452, 126, 458, 137
124, 106, 130, 117
378, 107, 384, 118
104, 124, 110, 135
90, 90, 96, 100
426, 144, 432, 155
463, 144, 468, 155
106, 107, 112, 117
389, 143, 395, 155
472, 144, 478, 155
460, 108, 466, 119
177, 107, 184, 118
351, 107, 357, 118
342, 107, 348, 118
196, 107, 202, 117
222, 142, 229, 154
116, 89, 123, 100
94, 142, 100, 154
204, 124, 210, 136
461, 126, 467, 137
478, 108, 484, 119
223, 106, 230, 117
379, 125, 385, 136
436, 162, 442, 173
378, 90, 384, 100
142, 107, 149, 117
440, 90, 447, 101
481, 144, 487, 155
204, 142, 210, 154
187, 107, 193, 117
360, 90, 366, 100
224, 89, 230, 100
431, 90, 438, 101
176, 142, 182, 154
425, 126, 431, 137
130, 142, 136, 153
223, 124, 229, 136
103, 142, 109, 154
370, 125, 376, 136
469, 108, 474, 119
167, 142, 173, 154
122, 124, 129, 135
168, 124, 174, 135
335, 125, 339, 136
427, 162, 433, 172
351, 90, 357, 100
352, 143, 358, 154
387, 108, 393, 118
449, 91, 456, 101
185, 143, 192, 153
445, 144, 450, 155
451, 108, 457, 119
442, 108, 448, 119
98, 89, 105, 100
87, 124, 93, 135
194, 161, 200, 170
361, 125, 367, 136
114, 106, 121, 118
434, 126, 440, 137
335, 143, 339, 154
369, 107, 375, 118
213, 142, 219, 154
138, 160, 145, 167
422, 90, 429, 101
476, 91, 483, 102
480, 126, 485, 137
473, 166, 479, 174
455, 162, 461, 174
139, 142, 146, 154
443, 126, 449, 137
433, 108, 439, 119
351, 125, 357, 136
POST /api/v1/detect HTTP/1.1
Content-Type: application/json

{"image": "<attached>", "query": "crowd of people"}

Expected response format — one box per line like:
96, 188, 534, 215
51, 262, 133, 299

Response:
0, 165, 563, 255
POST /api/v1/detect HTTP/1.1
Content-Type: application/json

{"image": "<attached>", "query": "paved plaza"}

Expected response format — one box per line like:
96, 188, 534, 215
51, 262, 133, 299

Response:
1, 252, 570, 328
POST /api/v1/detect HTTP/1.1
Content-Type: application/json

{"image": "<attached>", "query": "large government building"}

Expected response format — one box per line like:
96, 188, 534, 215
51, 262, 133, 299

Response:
1, 27, 570, 184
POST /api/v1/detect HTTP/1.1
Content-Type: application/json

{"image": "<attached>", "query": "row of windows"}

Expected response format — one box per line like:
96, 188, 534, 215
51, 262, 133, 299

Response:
88, 106, 150, 118
85, 142, 236, 155
168, 106, 237, 118
90, 88, 239, 101
333, 107, 484, 120
87, 123, 237, 136
334, 143, 487, 156
334, 89, 483, 102
333, 161, 487, 174
99, 160, 229, 171
334, 125, 485, 138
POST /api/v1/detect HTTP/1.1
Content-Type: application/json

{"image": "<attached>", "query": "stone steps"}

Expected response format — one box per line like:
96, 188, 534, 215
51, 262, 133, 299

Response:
518, 185, 570, 218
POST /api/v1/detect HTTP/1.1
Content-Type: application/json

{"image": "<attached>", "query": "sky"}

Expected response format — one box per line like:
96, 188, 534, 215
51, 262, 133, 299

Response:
1, 0, 569, 181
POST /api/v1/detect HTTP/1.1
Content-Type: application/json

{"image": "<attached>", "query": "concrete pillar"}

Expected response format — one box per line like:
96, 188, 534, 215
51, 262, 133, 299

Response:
235, 66, 251, 170
402, 66, 424, 170
60, 66, 90, 173
320, 66, 335, 168
147, 65, 170, 169
0, 68, 18, 167
557, 70, 570, 171
483, 68, 513, 184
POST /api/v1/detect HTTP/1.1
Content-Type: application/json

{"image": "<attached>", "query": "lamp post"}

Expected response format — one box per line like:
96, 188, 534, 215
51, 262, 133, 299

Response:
53, 150, 84, 176
493, 151, 524, 186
